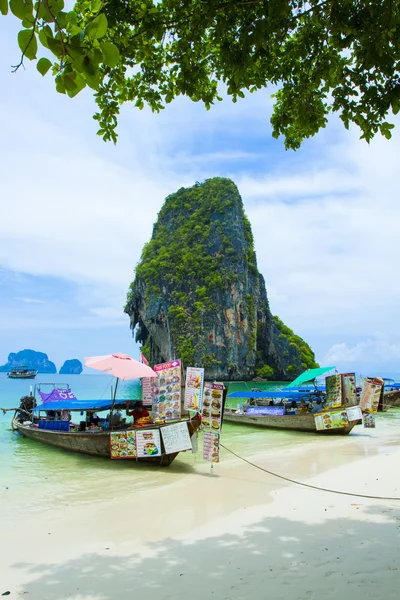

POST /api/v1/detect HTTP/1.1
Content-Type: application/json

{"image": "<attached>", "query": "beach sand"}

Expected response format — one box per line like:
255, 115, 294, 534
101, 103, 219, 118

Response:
1, 429, 400, 600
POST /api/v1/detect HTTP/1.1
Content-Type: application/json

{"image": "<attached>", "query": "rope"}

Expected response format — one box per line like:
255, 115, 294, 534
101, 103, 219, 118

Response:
99, 377, 114, 400
220, 443, 400, 502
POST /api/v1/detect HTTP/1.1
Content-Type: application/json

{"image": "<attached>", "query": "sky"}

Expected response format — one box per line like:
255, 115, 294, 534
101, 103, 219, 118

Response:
0, 18, 399, 377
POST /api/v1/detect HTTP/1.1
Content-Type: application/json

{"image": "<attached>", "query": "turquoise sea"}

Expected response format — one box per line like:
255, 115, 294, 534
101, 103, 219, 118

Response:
1, 373, 400, 522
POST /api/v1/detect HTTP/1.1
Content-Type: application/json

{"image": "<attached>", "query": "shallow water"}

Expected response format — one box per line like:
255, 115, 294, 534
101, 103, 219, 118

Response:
1, 373, 399, 519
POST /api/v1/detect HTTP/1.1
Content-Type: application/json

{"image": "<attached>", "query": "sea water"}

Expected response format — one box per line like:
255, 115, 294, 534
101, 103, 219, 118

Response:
1, 373, 399, 520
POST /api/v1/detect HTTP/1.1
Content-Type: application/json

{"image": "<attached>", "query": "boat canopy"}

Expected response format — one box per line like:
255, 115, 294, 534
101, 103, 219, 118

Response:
285, 366, 336, 388
227, 391, 318, 399
32, 398, 132, 412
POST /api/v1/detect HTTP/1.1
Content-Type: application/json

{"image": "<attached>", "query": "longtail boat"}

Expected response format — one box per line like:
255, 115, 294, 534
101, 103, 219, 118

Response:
224, 391, 359, 434
4, 383, 200, 467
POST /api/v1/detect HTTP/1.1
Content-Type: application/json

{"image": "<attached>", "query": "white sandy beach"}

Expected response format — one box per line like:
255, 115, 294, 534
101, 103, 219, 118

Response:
1, 428, 400, 600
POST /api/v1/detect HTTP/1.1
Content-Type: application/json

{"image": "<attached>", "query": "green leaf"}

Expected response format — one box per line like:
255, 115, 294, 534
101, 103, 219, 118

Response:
86, 13, 107, 40
37, 57, 52, 76
46, 36, 63, 58
18, 28, 37, 60
0, 0, 9, 15
38, 24, 53, 49
21, 14, 35, 27
10, 0, 32, 19
65, 73, 86, 98
100, 41, 120, 67
55, 75, 66, 94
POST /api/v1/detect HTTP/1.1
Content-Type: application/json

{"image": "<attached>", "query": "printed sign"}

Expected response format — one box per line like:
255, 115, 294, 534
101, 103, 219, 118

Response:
202, 382, 224, 433
246, 406, 285, 416
184, 367, 204, 411
141, 378, 153, 407
346, 406, 362, 422
161, 421, 192, 454
151, 359, 182, 422
203, 431, 220, 463
360, 377, 383, 414
341, 373, 357, 406
314, 410, 349, 431
363, 413, 376, 428
136, 429, 161, 458
110, 431, 137, 459
325, 374, 342, 409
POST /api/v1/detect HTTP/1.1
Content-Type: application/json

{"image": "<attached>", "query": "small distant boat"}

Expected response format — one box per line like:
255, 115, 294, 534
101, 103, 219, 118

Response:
7, 366, 38, 379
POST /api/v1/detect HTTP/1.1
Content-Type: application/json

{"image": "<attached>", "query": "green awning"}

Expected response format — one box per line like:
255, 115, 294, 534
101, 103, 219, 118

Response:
286, 366, 336, 388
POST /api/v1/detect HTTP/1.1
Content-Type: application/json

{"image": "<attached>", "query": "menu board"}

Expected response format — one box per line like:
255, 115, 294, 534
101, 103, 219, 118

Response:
346, 406, 362, 422
360, 377, 383, 414
136, 429, 161, 457
314, 410, 349, 431
151, 359, 182, 422
203, 431, 220, 463
325, 374, 342, 409
161, 421, 192, 454
184, 367, 204, 411
341, 373, 357, 406
141, 378, 153, 407
201, 382, 224, 433
110, 431, 137, 459
363, 413, 376, 428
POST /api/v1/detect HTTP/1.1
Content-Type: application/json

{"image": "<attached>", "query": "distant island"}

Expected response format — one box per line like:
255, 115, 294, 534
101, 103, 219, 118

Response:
59, 359, 83, 375
0, 349, 57, 374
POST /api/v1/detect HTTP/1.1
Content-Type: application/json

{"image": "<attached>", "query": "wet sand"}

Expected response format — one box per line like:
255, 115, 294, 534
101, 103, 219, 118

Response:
1, 421, 400, 599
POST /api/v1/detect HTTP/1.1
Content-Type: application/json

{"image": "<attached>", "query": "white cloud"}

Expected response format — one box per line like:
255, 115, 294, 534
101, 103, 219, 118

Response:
323, 336, 400, 367
15, 297, 47, 304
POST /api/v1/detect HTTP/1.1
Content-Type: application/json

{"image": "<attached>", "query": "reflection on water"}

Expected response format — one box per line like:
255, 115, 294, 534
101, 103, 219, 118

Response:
1, 373, 399, 519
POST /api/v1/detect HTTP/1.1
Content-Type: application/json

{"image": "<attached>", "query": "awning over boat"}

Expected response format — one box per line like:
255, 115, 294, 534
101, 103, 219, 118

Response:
227, 391, 318, 399
285, 366, 336, 388
32, 399, 132, 412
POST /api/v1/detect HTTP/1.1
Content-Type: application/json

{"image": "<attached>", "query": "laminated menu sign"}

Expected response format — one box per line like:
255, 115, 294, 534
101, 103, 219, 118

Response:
314, 410, 349, 431
325, 374, 342, 409
203, 431, 220, 463
360, 377, 383, 414
141, 377, 153, 407
151, 359, 182, 422
201, 382, 224, 433
136, 429, 161, 457
184, 367, 205, 411
110, 431, 137, 459
341, 373, 357, 406
346, 406, 362, 422
363, 413, 376, 428
161, 421, 192, 454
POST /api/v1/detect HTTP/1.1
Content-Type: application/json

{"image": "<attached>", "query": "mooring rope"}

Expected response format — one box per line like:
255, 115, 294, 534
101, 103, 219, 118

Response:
220, 443, 400, 502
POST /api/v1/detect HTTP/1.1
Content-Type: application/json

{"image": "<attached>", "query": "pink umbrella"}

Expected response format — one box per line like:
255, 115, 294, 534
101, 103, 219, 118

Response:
84, 353, 156, 380
84, 353, 156, 402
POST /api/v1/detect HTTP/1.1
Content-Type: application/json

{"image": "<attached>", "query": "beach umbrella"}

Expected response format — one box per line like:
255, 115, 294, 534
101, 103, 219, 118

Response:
84, 353, 156, 401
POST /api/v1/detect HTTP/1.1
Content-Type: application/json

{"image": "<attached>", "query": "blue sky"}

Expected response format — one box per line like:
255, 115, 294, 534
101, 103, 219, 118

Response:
1, 17, 400, 376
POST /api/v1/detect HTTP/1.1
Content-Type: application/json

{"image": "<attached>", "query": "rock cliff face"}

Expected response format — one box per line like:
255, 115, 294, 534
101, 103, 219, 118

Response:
0, 349, 57, 374
59, 359, 83, 375
125, 178, 318, 381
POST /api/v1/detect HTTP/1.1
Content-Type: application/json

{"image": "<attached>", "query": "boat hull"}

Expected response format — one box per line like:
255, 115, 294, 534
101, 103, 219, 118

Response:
223, 410, 357, 434
381, 390, 400, 411
7, 373, 37, 379
14, 418, 200, 466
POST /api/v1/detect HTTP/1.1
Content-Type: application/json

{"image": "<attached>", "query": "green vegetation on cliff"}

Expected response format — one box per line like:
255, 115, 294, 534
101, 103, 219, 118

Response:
273, 316, 319, 372
126, 178, 255, 366
125, 177, 319, 380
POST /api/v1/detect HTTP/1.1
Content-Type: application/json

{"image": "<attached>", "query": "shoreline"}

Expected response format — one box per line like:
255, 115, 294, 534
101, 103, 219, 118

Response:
1, 424, 400, 599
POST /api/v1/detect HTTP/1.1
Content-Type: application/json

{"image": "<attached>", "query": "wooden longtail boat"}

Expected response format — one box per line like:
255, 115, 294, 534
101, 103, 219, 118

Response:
381, 389, 400, 412
12, 415, 200, 466
223, 408, 357, 434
